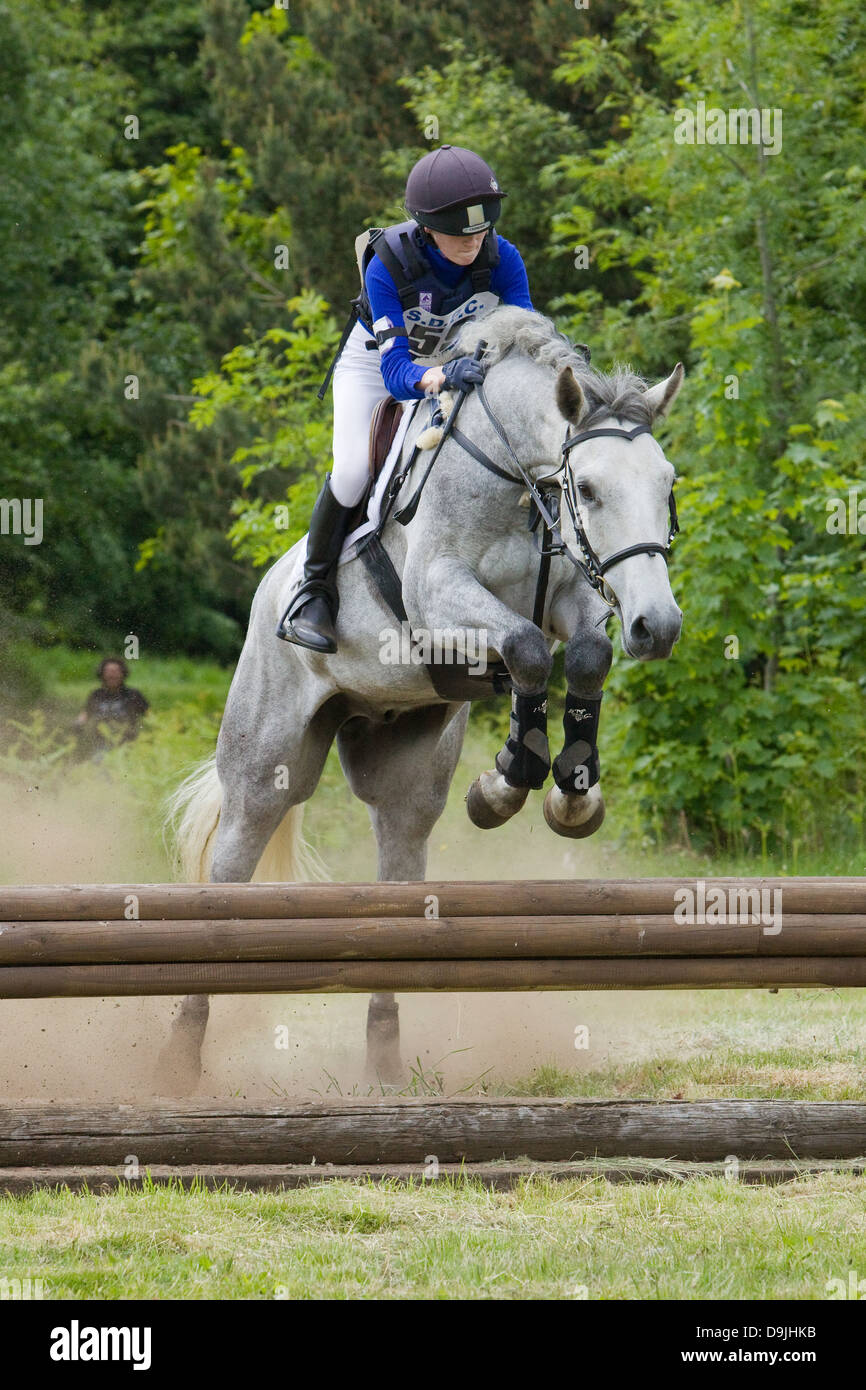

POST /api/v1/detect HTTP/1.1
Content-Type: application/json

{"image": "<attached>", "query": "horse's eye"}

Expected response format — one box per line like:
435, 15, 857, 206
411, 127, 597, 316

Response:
577, 483, 595, 505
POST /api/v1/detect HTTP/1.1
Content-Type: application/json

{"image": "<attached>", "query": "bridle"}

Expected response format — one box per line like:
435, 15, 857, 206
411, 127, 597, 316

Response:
447, 381, 680, 610
560, 420, 679, 605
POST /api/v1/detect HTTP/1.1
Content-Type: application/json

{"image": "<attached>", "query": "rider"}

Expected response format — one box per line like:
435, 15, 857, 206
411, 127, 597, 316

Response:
277, 144, 535, 653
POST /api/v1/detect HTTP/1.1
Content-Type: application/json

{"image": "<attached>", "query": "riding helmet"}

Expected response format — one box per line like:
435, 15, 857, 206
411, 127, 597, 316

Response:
405, 145, 505, 235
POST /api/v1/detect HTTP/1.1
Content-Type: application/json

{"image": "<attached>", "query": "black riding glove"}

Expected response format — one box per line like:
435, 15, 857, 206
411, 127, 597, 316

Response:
442, 355, 485, 392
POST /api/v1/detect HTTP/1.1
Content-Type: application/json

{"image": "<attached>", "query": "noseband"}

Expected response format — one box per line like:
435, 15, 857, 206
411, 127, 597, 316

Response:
447, 383, 680, 609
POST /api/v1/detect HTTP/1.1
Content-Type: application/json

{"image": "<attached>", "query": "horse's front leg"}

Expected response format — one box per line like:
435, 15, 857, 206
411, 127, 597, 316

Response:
543, 613, 613, 839
467, 682, 552, 829
407, 559, 555, 829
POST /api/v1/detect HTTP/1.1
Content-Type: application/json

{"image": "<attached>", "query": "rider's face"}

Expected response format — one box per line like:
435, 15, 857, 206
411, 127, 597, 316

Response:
425, 228, 488, 265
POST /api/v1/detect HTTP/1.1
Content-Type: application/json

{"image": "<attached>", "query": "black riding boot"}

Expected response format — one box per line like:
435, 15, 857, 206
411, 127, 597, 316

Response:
276, 475, 354, 653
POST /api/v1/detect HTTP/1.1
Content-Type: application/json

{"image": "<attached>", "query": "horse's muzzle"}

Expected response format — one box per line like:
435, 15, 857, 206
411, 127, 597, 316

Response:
624, 604, 683, 660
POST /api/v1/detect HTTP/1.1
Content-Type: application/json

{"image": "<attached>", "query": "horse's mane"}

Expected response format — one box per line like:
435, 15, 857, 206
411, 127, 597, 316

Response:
457, 306, 652, 428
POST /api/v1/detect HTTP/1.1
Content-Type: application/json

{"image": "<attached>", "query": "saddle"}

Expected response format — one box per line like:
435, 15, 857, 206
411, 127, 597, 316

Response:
368, 395, 404, 482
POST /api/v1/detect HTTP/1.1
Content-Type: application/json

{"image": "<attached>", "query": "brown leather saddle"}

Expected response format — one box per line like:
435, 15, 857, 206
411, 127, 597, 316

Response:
368, 395, 403, 482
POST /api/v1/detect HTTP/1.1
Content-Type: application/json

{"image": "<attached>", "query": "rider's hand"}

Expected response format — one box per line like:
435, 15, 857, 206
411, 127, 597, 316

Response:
442, 355, 486, 392
419, 366, 447, 394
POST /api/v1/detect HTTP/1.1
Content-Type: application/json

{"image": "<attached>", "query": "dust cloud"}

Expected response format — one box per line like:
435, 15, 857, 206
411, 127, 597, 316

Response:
0, 759, 690, 1104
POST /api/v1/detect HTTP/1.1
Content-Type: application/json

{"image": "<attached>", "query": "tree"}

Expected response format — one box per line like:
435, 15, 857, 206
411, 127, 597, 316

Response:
552, 0, 866, 849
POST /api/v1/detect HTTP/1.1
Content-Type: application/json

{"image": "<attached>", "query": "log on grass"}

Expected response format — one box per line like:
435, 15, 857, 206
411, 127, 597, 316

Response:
1, 1099, 865, 1164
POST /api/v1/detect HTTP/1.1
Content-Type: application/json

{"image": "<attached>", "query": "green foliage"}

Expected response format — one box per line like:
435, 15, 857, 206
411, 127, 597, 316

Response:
0, 1, 130, 363
552, 0, 866, 849
189, 293, 339, 564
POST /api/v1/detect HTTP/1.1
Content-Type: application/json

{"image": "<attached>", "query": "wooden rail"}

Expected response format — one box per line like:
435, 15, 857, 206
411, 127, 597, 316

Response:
0, 878, 862, 997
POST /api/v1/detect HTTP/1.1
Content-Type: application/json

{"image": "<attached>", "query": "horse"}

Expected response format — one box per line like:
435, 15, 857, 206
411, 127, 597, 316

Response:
156, 306, 684, 1093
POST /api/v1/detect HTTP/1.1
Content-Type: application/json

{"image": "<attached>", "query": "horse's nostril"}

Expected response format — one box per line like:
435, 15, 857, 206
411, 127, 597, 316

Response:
630, 616, 652, 645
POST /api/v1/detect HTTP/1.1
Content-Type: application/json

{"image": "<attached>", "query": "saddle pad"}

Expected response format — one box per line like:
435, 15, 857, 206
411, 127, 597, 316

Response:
339, 399, 419, 564
283, 398, 421, 599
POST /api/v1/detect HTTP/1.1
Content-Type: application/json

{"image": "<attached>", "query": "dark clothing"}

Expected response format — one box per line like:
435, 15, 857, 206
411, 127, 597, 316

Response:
84, 686, 149, 728
73, 685, 149, 763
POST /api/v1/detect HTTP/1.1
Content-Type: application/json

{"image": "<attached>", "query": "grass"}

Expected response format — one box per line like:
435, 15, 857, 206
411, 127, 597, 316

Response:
506, 1047, 866, 1101
1, 1175, 865, 1299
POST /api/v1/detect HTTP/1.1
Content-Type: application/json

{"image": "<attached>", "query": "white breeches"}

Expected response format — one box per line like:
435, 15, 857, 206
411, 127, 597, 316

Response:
330, 320, 390, 507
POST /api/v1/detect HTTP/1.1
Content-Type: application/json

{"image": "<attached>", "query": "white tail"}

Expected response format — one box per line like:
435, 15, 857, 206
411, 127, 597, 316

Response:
164, 755, 322, 883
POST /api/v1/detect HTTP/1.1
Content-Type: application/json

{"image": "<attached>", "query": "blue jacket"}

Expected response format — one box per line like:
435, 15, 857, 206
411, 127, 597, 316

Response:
361, 233, 534, 400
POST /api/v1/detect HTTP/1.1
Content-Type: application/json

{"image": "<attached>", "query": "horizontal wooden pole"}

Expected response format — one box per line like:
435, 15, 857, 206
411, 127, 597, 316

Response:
2, 1099, 865, 1163
0, 878, 862, 921
3, 915, 866, 964
3, 955, 866, 997
0, 1159, 860, 1194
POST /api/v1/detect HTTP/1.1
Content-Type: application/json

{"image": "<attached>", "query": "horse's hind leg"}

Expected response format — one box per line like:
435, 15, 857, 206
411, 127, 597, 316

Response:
154, 702, 337, 1097
337, 701, 469, 1084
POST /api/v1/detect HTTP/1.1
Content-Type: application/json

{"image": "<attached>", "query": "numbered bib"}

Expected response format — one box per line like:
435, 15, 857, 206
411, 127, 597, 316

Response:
403, 292, 500, 365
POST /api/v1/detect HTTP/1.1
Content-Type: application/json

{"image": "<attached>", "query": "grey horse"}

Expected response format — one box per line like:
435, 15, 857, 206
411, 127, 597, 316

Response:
157, 307, 684, 1092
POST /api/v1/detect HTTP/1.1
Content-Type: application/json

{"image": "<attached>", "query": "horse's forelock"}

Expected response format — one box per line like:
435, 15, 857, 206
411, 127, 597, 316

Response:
458, 307, 652, 427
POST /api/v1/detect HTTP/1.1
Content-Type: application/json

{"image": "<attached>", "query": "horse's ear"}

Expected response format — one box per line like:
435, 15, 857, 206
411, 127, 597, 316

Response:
644, 363, 685, 419
556, 366, 586, 424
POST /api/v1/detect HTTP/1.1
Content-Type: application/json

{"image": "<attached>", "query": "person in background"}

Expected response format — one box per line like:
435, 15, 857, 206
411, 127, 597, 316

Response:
72, 657, 149, 761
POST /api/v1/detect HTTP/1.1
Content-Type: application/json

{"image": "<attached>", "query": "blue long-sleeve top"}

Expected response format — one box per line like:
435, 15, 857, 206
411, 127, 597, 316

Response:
361, 233, 534, 400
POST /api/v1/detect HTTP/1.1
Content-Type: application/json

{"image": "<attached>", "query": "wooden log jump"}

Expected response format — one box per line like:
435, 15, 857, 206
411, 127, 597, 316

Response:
3, 956, 866, 997
0, 878, 864, 998
2, 1100, 865, 1165
3, 914, 866, 965
5, 1158, 863, 1195
1, 877, 864, 920
2, 881, 861, 1190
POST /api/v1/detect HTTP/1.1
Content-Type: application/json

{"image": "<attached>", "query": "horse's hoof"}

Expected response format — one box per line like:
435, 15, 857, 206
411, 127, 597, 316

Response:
543, 784, 606, 839
152, 1042, 203, 1098
366, 1001, 403, 1086
465, 772, 529, 829
364, 1039, 404, 1088
365, 1056, 405, 1090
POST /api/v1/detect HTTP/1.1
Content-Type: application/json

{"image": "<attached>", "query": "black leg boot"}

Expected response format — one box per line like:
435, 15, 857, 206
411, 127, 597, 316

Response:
276, 475, 355, 653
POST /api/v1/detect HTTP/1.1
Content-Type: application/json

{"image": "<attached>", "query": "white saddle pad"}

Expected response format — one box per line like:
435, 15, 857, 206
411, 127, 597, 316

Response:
338, 399, 421, 565
283, 399, 423, 598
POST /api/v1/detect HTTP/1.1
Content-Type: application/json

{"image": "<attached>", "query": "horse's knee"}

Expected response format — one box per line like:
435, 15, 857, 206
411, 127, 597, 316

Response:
564, 629, 612, 692
501, 624, 553, 693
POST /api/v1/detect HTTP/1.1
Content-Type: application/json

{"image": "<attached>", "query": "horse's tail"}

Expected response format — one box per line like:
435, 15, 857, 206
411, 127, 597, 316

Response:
165, 755, 320, 883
